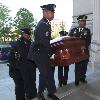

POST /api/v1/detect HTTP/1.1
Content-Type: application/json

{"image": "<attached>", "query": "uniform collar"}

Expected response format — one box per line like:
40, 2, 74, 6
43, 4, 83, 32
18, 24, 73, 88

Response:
78, 27, 85, 32
20, 36, 31, 43
43, 17, 51, 25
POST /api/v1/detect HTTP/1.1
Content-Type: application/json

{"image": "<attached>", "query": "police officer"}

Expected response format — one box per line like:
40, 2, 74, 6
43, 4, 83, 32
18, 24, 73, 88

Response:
8, 28, 37, 100
28, 4, 60, 100
69, 15, 91, 86
58, 31, 69, 87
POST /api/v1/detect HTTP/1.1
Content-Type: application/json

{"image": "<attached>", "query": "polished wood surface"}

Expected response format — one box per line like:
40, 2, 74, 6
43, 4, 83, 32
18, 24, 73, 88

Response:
50, 36, 89, 66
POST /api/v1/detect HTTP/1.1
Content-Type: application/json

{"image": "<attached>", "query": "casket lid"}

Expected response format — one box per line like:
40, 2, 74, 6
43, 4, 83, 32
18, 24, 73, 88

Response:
50, 36, 69, 44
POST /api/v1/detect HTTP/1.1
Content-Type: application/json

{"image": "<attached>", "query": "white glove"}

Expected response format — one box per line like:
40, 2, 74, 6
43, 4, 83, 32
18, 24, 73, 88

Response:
50, 54, 55, 59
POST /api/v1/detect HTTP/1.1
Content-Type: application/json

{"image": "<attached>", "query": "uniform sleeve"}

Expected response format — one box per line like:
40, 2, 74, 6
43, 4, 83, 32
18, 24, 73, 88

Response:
86, 29, 91, 47
27, 42, 35, 61
68, 28, 75, 36
34, 23, 51, 50
8, 46, 16, 66
34, 22, 52, 56
35, 23, 48, 45
80, 28, 91, 48
8, 45, 18, 78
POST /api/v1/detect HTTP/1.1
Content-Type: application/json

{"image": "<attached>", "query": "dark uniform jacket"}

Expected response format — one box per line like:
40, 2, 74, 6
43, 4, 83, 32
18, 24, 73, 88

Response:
9, 37, 31, 68
69, 27, 91, 56
28, 17, 52, 61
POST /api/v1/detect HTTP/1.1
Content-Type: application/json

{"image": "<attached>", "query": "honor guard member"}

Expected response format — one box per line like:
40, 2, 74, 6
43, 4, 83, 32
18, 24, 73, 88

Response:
8, 28, 37, 100
69, 15, 91, 86
28, 4, 60, 100
58, 31, 69, 87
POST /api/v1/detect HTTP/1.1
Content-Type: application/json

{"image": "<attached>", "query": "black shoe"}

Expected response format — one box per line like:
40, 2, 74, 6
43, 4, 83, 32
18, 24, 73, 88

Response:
63, 81, 67, 85
58, 83, 62, 87
80, 79, 87, 83
75, 81, 79, 86
26, 93, 37, 100
48, 94, 60, 100
25, 98, 31, 100
37, 93, 45, 100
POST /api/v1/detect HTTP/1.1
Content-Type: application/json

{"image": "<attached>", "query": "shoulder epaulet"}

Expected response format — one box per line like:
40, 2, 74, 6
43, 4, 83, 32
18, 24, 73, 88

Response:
17, 38, 23, 45
17, 38, 21, 42
10, 41, 17, 47
42, 21, 49, 26
72, 27, 77, 31
86, 28, 90, 30
42, 18, 49, 25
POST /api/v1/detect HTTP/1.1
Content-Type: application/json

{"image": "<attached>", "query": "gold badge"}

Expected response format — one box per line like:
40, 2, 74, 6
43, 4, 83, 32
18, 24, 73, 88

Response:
45, 31, 49, 36
84, 31, 87, 35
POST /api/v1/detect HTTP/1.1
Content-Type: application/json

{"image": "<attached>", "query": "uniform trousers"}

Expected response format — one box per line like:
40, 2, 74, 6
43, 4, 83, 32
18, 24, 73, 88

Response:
34, 51, 56, 95
11, 62, 37, 100
58, 66, 69, 85
75, 59, 89, 82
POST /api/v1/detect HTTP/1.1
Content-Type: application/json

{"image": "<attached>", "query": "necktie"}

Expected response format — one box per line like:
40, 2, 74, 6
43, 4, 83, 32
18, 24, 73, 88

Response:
80, 28, 82, 32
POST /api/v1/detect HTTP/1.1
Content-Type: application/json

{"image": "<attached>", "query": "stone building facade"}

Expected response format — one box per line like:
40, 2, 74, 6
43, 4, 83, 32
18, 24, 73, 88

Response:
73, 0, 100, 64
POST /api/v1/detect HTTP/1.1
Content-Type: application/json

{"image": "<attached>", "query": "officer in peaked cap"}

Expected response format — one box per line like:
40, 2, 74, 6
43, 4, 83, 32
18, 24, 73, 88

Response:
77, 15, 87, 21
20, 27, 31, 35
69, 15, 91, 86
59, 31, 68, 36
77, 15, 87, 29
40, 4, 56, 12
28, 4, 60, 100
58, 31, 69, 87
8, 27, 37, 100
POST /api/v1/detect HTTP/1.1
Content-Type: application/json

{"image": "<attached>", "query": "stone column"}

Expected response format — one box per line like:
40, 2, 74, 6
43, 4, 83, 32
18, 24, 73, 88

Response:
92, 0, 100, 63
93, 0, 100, 42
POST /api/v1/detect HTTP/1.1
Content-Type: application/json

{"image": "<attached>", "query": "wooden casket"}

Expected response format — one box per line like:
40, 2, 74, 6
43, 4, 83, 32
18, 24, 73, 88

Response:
50, 36, 89, 66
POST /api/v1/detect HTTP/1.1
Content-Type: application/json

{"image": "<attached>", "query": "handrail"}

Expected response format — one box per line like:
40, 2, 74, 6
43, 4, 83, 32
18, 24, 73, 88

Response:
91, 41, 100, 46
90, 40, 100, 53
73, 12, 93, 18
90, 48, 97, 53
